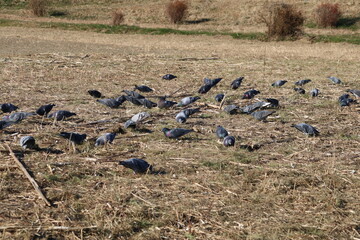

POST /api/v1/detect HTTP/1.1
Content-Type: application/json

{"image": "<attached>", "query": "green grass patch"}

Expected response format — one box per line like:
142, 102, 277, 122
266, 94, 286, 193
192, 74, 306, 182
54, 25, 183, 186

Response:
0, 18, 359, 45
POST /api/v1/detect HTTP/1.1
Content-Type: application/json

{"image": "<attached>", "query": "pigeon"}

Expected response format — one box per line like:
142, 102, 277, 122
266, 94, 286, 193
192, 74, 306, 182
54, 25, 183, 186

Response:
175, 108, 200, 123
216, 125, 228, 139
125, 95, 142, 106
162, 128, 194, 139
198, 84, 212, 94
203, 78, 222, 87
291, 123, 320, 136
294, 79, 311, 86
294, 88, 305, 94
215, 93, 225, 102
242, 89, 260, 99
346, 89, 360, 98
138, 98, 157, 109
230, 77, 244, 90
265, 98, 279, 108
59, 132, 87, 144
157, 97, 177, 109
115, 95, 127, 105
177, 96, 200, 107
124, 112, 150, 128
223, 105, 239, 115
327, 76, 342, 84
88, 90, 102, 98
272, 80, 287, 87
134, 85, 153, 93
0, 103, 18, 113
48, 110, 76, 121
251, 110, 275, 121
95, 133, 116, 146
223, 136, 235, 147
123, 90, 145, 99
240, 102, 270, 114
119, 158, 153, 174
97, 98, 122, 108
20, 136, 37, 150
3, 112, 35, 123
338, 94, 355, 107
310, 88, 320, 97
162, 74, 177, 80
0, 120, 13, 130
36, 104, 55, 116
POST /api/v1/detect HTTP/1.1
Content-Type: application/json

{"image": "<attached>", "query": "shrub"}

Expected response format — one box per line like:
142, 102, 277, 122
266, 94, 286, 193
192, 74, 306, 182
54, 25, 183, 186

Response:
260, 3, 304, 39
166, 0, 188, 24
29, 0, 47, 17
112, 9, 124, 26
314, 3, 341, 28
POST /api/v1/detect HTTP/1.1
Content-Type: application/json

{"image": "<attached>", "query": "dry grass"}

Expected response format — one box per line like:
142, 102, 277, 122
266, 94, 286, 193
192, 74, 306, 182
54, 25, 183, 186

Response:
112, 8, 125, 26
166, 0, 188, 24
0, 22, 360, 240
29, 0, 47, 17
314, 3, 342, 28
260, 3, 305, 39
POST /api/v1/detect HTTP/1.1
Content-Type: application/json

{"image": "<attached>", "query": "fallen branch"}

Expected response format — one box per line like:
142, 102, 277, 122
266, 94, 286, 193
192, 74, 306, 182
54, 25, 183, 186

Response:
5, 144, 52, 207
0, 225, 97, 231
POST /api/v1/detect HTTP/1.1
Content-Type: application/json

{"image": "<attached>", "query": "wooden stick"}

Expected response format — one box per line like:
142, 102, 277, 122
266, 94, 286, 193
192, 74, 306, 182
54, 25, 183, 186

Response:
5, 144, 52, 207
131, 193, 155, 207
219, 94, 227, 110
0, 225, 97, 231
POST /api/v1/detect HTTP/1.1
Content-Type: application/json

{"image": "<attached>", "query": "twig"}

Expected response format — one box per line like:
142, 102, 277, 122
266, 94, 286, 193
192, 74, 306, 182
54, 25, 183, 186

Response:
5, 144, 52, 207
219, 94, 227, 110
0, 225, 97, 231
131, 193, 155, 207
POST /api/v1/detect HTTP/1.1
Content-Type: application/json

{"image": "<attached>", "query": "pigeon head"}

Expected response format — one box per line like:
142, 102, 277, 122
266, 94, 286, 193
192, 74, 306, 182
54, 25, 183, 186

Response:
161, 128, 170, 133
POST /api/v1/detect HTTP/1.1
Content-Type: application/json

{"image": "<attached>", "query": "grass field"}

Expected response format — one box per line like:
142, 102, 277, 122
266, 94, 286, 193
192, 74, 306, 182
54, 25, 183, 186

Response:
0, 1, 360, 239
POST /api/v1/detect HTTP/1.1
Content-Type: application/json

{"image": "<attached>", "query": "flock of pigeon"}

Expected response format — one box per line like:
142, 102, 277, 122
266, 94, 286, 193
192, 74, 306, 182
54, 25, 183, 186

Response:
1, 74, 358, 174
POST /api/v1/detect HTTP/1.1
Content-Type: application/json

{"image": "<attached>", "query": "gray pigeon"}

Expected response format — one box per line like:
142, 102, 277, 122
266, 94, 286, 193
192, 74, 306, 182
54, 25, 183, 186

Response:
272, 80, 287, 87
20, 136, 37, 150
137, 98, 157, 109
123, 90, 145, 99
291, 123, 320, 136
0, 103, 18, 113
240, 102, 270, 114
97, 98, 122, 108
0, 120, 13, 130
242, 89, 260, 99
175, 108, 200, 123
95, 133, 116, 146
198, 84, 212, 94
327, 76, 342, 84
251, 110, 275, 121
134, 85, 153, 93
230, 77, 244, 90
162, 128, 194, 139
346, 89, 360, 98
157, 97, 177, 109
215, 93, 225, 102
36, 104, 55, 116
48, 110, 76, 121
177, 96, 200, 107
3, 112, 35, 123
265, 98, 279, 108
204, 78, 222, 87
294, 88, 305, 94
119, 158, 153, 174
88, 90, 102, 98
310, 88, 320, 97
294, 79, 311, 86
59, 132, 87, 144
223, 136, 235, 147
124, 112, 150, 128
162, 74, 177, 80
216, 125, 228, 139
223, 105, 239, 115
338, 94, 355, 107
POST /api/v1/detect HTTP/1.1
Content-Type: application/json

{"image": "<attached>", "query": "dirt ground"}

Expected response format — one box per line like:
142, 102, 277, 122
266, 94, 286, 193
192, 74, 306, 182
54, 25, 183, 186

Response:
0, 27, 359, 239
